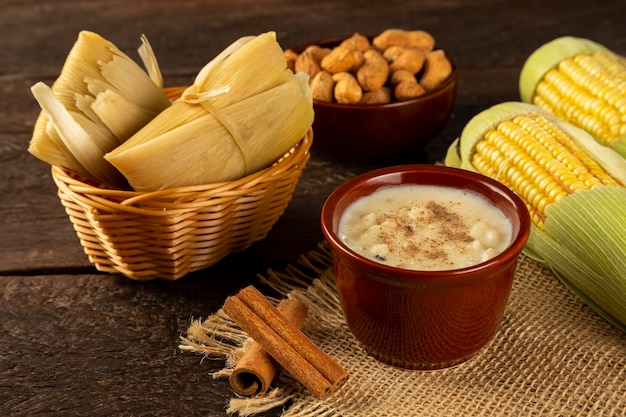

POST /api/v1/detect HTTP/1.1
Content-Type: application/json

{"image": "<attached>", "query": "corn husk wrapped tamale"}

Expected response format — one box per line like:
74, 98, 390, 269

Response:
29, 31, 171, 188
104, 31, 314, 192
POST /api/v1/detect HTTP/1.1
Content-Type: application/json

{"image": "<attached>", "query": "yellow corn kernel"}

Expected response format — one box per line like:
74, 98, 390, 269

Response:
471, 113, 621, 228
531, 50, 626, 148
447, 101, 626, 331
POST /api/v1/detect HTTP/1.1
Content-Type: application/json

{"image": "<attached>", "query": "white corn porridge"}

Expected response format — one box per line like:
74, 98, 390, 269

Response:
338, 184, 513, 271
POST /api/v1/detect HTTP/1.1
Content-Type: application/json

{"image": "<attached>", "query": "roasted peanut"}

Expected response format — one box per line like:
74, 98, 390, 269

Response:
356, 49, 389, 91
390, 69, 414, 87
420, 49, 453, 91
382, 46, 406, 62
310, 70, 335, 102
395, 80, 426, 101
383, 46, 426, 74
332, 72, 363, 104
391, 69, 425, 100
295, 49, 321, 79
406, 30, 436, 51
373, 29, 435, 51
321, 46, 355, 73
360, 87, 392, 104
305, 45, 332, 62
307, 45, 332, 63
284, 49, 298, 72
350, 50, 365, 73
340, 33, 371, 52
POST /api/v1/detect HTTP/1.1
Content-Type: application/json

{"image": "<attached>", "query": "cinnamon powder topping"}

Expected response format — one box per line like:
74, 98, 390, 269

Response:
338, 185, 513, 271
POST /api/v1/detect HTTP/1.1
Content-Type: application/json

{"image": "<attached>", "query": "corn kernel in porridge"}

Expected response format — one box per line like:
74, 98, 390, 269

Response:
338, 184, 513, 270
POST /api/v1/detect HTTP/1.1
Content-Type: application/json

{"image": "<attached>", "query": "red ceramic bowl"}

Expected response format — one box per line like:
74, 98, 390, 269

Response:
291, 35, 458, 160
321, 165, 531, 370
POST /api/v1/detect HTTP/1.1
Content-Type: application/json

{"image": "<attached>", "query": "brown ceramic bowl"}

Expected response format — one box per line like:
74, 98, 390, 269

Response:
320, 165, 531, 370
291, 35, 458, 160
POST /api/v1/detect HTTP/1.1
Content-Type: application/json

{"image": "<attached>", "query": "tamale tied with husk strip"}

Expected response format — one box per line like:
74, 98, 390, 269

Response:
105, 31, 314, 192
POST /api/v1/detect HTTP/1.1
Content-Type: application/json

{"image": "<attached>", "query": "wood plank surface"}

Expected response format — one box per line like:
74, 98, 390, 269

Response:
1, 0, 625, 415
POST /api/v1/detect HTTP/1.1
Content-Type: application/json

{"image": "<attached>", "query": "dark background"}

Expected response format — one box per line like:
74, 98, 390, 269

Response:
2, 1, 625, 415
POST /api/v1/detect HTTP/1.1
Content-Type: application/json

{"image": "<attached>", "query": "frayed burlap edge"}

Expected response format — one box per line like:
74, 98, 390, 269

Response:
179, 242, 343, 417
179, 242, 626, 417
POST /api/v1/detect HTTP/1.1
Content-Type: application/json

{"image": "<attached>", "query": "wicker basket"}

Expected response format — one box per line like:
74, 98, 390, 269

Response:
51, 128, 313, 281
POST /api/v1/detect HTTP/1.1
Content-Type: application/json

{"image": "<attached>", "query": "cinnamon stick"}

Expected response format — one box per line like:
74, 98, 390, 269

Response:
223, 286, 348, 399
229, 298, 308, 396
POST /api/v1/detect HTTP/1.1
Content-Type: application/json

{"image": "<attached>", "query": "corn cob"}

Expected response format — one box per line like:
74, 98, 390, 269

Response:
519, 36, 626, 158
445, 101, 626, 332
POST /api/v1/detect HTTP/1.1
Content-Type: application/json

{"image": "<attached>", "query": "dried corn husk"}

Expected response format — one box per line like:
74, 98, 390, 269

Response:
105, 31, 314, 192
28, 31, 171, 187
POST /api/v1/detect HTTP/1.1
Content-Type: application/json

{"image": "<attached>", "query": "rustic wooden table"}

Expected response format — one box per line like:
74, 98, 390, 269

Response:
2, 1, 625, 416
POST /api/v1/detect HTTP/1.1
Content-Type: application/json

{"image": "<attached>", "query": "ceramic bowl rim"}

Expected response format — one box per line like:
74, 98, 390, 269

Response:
321, 164, 531, 284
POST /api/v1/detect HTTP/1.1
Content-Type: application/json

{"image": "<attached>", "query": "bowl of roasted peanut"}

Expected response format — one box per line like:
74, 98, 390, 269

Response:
287, 29, 458, 160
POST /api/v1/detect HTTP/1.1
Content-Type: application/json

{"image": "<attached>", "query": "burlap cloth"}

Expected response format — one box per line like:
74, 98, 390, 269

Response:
180, 242, 626, 417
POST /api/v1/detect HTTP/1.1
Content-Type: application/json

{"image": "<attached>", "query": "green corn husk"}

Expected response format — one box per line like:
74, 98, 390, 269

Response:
29, 31, 171, 187
445, 101, 626, 332
519, 36, 626, 158
528, 187, 626, 331
104, 31, 314, 192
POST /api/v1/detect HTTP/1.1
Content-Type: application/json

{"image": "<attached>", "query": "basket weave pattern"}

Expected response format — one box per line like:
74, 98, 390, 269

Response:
51, 128, 313, 281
